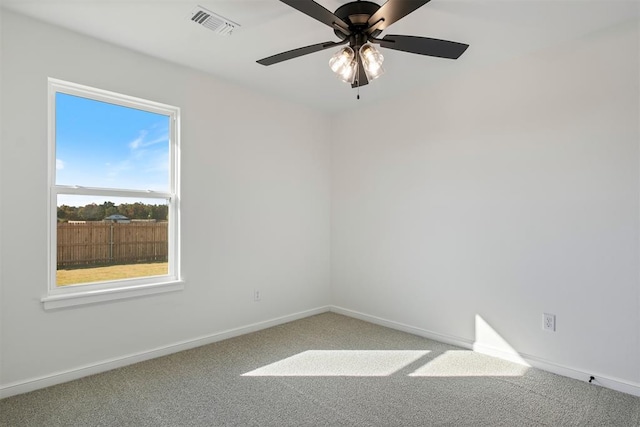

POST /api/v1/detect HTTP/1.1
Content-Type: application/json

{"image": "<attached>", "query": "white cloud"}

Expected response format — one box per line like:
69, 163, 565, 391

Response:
104, 123, 170, 189
143, 134, 170, 147
128, 130, 148, 150
56, 159, 65, 170
128, 127, 169, 151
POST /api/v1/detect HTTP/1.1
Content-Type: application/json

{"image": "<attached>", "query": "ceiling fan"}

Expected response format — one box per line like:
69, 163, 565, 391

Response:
257, 0, 469, 89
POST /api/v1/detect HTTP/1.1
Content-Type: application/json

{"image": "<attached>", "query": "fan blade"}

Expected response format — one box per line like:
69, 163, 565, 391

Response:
367, 0, 431, 32
257, 41, 344, 66
280, 0, 350, 32
351, 59, 369, 88
380, 35, 469, 59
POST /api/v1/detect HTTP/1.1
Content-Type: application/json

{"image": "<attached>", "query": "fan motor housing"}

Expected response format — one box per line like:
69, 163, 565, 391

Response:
333, 1, 383, 40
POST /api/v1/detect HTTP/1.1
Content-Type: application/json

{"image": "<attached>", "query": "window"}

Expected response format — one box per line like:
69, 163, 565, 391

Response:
43, 79, 182, 309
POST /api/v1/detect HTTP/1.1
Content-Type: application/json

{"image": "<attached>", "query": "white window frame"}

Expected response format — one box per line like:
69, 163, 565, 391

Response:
42, 78, 182, 310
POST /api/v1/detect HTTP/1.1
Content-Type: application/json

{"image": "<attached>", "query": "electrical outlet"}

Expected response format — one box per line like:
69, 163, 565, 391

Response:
543, 313, 556, 332
253, 290, 261, 302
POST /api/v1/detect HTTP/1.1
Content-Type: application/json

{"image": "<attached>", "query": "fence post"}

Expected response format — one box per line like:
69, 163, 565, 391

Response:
109, 222, 114, 263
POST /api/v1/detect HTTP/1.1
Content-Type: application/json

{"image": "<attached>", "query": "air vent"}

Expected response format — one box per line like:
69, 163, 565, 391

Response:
189, 6, 239, 36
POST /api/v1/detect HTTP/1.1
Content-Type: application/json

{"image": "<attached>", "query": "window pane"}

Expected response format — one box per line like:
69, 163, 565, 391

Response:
55, 93, 170, 192
56, 195, 169, 287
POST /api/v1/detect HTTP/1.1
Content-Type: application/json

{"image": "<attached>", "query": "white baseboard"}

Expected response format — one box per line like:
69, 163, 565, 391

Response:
0, 306, 331, 399
329, 306, 475, 349
330, 305, 640, 398
473, 342, 640, 397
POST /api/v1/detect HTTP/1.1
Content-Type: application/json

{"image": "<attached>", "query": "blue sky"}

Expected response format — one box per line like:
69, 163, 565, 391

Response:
56, 93, 170, 206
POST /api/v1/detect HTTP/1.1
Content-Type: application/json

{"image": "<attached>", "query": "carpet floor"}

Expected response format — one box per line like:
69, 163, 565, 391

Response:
1, 312, 639, 426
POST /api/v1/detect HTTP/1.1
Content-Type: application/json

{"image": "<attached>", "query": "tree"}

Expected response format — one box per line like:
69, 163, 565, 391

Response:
150, 204, 168, 220
79, 203, 103, 220
57, 205, 80, 221
102, 201, 117, 217
59, 201, 167, 221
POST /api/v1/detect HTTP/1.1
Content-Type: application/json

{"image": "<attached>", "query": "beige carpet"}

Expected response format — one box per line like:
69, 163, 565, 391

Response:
1, 312, 639, 426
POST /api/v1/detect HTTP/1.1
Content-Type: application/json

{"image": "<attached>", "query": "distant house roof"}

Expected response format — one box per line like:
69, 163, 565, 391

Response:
105, 214, 129, 220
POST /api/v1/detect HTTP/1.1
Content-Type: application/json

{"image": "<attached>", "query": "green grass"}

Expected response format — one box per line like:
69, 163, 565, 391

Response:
57, 262, 168, 286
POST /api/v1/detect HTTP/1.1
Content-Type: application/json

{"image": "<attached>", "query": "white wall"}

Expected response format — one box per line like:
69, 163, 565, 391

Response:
331, 20, 640, 388
0, 11, 330, 390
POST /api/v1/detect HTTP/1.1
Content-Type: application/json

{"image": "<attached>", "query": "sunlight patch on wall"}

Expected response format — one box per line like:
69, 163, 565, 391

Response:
242, 350, 430, 377
409, 350, 528, 377
473, 314, 531, 367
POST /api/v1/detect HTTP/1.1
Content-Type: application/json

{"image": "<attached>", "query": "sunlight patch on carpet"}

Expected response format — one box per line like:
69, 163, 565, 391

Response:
409, 350, 529, 377
242, 350, 430, 377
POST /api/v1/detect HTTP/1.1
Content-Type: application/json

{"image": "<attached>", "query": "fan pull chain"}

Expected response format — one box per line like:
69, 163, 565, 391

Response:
356, 55, 361, 100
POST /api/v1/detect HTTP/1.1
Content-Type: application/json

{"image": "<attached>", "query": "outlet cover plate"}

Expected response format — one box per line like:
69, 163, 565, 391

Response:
543, 313, 556, 332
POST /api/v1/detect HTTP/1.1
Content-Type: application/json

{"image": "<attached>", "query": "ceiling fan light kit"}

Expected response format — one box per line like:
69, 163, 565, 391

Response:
257, 0, 469, 92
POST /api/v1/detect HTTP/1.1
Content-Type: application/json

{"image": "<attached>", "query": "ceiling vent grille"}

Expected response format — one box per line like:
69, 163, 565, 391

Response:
189, 6, 239, 35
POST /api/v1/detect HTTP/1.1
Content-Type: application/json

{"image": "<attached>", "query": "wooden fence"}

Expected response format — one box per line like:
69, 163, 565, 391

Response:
57, 222, 168, 268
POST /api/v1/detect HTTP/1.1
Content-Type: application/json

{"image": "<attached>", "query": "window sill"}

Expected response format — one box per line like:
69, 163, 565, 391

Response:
41, 280, 184, 310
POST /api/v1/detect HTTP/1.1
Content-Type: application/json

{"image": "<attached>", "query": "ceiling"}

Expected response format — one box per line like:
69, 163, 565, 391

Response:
1, 0, 638, 113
